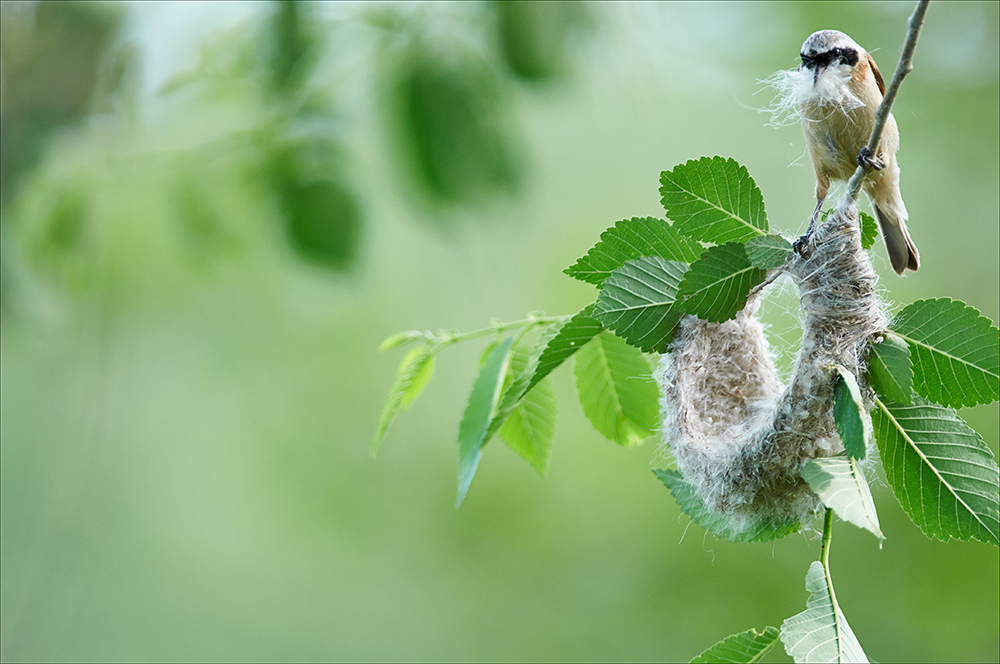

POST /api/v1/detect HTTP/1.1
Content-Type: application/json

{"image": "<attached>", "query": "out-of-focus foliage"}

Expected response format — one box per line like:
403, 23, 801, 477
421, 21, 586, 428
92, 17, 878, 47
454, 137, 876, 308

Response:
2, 1, 583, 294
0, 2, 122, 206
495, 1, 587, 82
387, 45, 522, 207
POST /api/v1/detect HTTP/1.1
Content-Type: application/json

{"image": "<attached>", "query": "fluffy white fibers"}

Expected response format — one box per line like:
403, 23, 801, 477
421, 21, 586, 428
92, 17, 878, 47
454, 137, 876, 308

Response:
657, 206, 885, 535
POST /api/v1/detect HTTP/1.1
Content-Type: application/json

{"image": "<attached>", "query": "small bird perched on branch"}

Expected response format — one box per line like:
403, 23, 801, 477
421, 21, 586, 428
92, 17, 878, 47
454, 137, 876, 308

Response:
794, 29, 919, 275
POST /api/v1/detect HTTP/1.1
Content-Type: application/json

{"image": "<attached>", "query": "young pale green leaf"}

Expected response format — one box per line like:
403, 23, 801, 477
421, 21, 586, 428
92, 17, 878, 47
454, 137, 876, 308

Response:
802, 457, 883, 539
496, 338, 557, 475
659, 156, 768, 244
574, 331, 659, 447
873, 395, 1000, 545
592, 257, 688, 353
677, 242, 765, 322
691, 626, 780, 664
564, 216, 702, 286
654, 469, 801, 543
890, 298, 1000, 408
372, 345, 435, 454
378, 330, 425, 352
457, 338, 515, 507
832, 365, 869, 459
745, 234, 793, 269
781, 561, 869, 664
499, 374, 556, 476
485, 308, 600, 442
859, 211, 878, 251
867, 332, 912, 405
402, 353, 435, 409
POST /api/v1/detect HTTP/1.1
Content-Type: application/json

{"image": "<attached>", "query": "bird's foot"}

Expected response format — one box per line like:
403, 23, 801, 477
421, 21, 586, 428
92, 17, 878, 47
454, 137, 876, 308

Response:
794, 206, 824, 256
857, 146, 885, 170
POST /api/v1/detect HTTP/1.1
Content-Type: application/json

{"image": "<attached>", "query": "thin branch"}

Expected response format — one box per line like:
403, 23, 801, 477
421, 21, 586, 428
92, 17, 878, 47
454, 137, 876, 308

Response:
843, 0, 931, 206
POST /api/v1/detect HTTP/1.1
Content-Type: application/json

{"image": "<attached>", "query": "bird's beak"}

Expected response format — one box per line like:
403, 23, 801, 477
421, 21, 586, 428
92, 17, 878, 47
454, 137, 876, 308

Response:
813, 65, 820, 86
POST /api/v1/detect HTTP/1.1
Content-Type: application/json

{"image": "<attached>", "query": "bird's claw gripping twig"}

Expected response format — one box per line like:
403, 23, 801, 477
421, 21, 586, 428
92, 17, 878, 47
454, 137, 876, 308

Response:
856, 146, 885, 171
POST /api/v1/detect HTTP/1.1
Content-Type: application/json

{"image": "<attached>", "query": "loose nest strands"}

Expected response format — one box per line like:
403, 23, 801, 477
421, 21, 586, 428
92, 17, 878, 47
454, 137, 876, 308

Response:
657, 206, 886, 535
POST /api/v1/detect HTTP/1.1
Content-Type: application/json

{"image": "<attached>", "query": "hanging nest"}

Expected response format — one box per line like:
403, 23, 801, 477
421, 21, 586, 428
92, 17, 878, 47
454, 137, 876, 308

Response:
656, 205, 886, 535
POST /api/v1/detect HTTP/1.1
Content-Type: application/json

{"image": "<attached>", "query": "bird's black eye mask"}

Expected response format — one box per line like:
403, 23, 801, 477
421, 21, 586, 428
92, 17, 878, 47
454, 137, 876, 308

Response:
800, 46, 859, 69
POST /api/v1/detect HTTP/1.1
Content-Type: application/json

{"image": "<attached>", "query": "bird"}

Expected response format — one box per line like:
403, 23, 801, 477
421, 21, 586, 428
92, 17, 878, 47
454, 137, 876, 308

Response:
795, 29, 919, 274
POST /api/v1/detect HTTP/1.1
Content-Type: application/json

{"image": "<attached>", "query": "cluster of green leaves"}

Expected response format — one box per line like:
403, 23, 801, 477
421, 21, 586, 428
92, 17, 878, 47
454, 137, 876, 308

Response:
376, 155, 999, 663
375, 156, 1000, 532
375, 156, 793, 505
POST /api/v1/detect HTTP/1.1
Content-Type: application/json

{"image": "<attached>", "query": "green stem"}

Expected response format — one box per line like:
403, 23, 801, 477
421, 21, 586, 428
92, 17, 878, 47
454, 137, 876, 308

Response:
820, 508, 851, 658
429, 313, 570, 349
820, 507, 834, 570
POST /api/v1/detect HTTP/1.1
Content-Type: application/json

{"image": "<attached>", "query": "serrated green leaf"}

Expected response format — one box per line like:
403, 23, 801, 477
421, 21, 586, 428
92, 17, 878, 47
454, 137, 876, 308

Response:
873, 395, 1000, 545
495, 337, 557, 475
859, 211, 878, 251
691, 626, 780, 664
564, 216, 702, 285
457, 338, 515, 507
781, 561, 869, 663
890, 298, 1000, 408
592, 257, 688, 353
745, 234, 793, 269
402, 353, 435, 409
654, 469, 801, 543
659, 156, 768, 244
499, 374, 556, 475
868, 332, 912, 405
372, 345, 435, 454
574, 331, 658, 447
802, 457, 883, 539
528, 307, 602, 393
832, 365, 869, 460
485, 308, 600, 442
677, 242, 765, 322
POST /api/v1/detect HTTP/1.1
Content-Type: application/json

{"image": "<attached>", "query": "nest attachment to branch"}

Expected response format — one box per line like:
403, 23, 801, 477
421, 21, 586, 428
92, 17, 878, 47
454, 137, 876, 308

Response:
657, 207, 886, 535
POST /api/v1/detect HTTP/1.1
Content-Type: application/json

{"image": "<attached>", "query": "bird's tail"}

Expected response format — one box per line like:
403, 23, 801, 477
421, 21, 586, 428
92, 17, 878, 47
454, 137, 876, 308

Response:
874, 205, 919, 275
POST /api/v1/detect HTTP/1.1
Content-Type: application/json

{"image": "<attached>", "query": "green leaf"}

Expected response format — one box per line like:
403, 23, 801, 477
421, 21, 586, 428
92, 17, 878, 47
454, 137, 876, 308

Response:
889, 298, 1000, 408
574, 331, 659, 447
859, 211, 878, 251
456, 338, 515, 506
745, 234, 793, 269
499, 375, 557, 475
378, 330, 424, 352
564, 216, 702, 286
485, 308, 600, 442
496, 338, 557, 475
677, 243, 765, 322
392, 48, 522, 207
802, 457, 883, 539
372, 345, 435, 454
867, 332, 912, 405
527, 307, 602, 393
691, 626, 780, 664
832, 365, 869, 459
659, 156, 768, 244
592, 257, 688, 353
402, 352, 435, 409
873, 395, 1000, 545
654, 469, 801, 543
780, 561, 869, 663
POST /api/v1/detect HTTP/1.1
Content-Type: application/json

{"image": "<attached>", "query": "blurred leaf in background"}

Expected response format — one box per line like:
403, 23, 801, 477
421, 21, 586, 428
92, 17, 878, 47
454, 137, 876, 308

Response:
385, 38, 524, 209
494, 0, 588, 82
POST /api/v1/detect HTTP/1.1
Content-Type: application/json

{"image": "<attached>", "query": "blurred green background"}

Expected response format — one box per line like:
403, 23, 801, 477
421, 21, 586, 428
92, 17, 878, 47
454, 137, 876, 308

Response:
1, 2, 997, 661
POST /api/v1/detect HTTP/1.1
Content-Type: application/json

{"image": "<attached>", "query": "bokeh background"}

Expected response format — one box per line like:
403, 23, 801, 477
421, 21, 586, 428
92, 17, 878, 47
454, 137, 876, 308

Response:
2, 2, 998, 661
